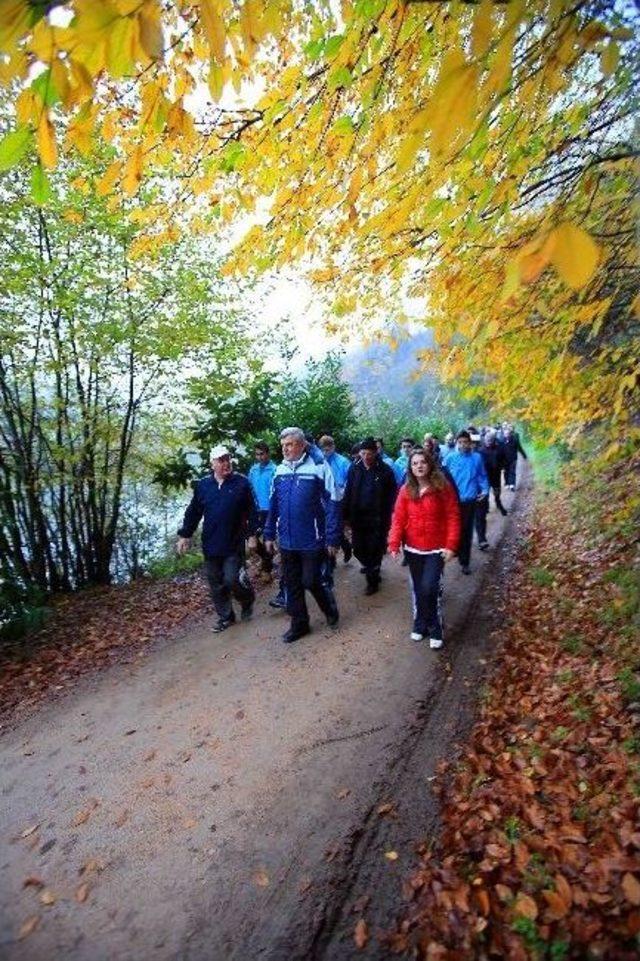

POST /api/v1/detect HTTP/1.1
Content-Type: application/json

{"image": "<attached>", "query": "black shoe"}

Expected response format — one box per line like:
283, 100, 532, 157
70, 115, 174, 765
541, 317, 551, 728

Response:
479, 541, 489, 551
240, 603, 254, 621
359, 566, 366, 574
500, 508, 508, 516
269, 594, 286, 609
343, 542, 352, 564
282, 625, 310, 644
213, 615, 236, 633
365, 582, 379, 596
461, 565, 471, 575
326, 610, 340, 629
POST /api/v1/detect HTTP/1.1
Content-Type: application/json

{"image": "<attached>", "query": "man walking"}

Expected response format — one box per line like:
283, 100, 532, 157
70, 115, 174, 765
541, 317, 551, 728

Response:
501, 423, 528, 490
394, 438, 415, 485
343, 437, 397, 595
319, 434, 353, 564
248, 441, 276, 576
443, 430, 489, 574
475, 428, 508, 550
177, 445, 257, 632
264, 427, 341, 643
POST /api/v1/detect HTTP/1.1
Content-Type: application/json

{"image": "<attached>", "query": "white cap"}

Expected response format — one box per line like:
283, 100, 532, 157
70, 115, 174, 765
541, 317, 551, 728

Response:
209, 444, 231, 460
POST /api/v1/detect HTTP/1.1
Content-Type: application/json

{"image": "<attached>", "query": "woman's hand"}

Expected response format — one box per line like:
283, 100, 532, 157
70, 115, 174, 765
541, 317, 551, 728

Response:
441, 549, 455, 562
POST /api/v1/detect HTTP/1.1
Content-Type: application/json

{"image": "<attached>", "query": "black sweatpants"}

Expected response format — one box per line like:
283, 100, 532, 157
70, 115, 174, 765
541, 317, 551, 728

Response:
280, 549, 339, 632
351, 519, 386, 588
406, 551, 445, 640
204, 553, 254, 621
458, 500, 476, 568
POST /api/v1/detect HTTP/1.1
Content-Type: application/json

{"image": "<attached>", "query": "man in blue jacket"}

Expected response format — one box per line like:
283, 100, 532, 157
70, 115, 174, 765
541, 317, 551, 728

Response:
443, 430, 489, 574
177, 445, 258, 633
264, 427, 341, 643
248, 441, 277, 575
319, 433, 353, 564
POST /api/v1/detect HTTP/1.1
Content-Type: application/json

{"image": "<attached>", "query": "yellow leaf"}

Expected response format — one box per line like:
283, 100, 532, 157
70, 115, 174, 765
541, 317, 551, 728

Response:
199, 0, 226, 62
122, 145, 143, 196
96, 160, 122, 197
600, 41, 619, 77
548, 222, 601, 290
384, 850, 399, 861
138, 1, 164, 61
37, 112, 57, 168
106, 14, 140, 77
472, 0, 493, 60
0, 0, 32, 52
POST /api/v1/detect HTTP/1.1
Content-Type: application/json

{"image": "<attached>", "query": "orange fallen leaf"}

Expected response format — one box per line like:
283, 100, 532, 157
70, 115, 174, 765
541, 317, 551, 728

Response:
377, 803, 394, 816
622, 872, 640, 906
354, 917, 368, 949
80, 858, 104, 876
514, 893, 538, 920
253, 870, 269, 888
40, 889, 56, 906
113, 809, 129, 828
337, 788, 351, 799
72, 799, 99, 827
75, 882, 89, 903
543, 889, 569, 920
475, 888, 490, 916
23, 876, 44, 889
18, 915, 39, 939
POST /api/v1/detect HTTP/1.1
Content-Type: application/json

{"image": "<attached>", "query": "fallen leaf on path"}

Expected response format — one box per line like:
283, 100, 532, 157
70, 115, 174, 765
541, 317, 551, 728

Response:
253, 870, 269, 888
18, 915, 39, 939
124, 729, 137, 736
113, 809, 129, 828
622, 872, 640, 906
514, 893, 538, 920
72, 800, 99, 827
299, 877, 312, 894
337, 788, 351, 799
39, 889, 56, 906
182, 817, 198, 829
79, 858, 105, 876
377, 803, 395, 816
385, 851, 399, 861
75, 883, 89, 903
354, 918, 368, 949
352, 895, 371, 914
143, 749, 156, 762
235, 710, 245, 720
21, 824, 39, 838
23, 876, 44, 889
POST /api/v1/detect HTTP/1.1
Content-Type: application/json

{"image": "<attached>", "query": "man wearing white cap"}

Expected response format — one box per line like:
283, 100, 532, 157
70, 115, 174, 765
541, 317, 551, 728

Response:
177, 445, 257, 633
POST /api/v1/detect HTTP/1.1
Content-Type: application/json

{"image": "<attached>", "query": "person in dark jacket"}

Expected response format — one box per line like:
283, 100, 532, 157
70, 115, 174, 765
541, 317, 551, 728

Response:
501, 423, 528, 490
342, 437, 397, 595
177, 445, 257, 633
475, 428, 508, 549
264, 427, 341, 644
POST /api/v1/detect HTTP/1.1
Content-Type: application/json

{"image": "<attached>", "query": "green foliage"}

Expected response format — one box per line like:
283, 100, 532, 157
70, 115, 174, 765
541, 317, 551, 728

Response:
617, 668, 640, 705
0, 575, 48, 644
530, 567, 555, 588
145, 550, 203, 580
527, 439, 571, 495
355, 398, 451, 455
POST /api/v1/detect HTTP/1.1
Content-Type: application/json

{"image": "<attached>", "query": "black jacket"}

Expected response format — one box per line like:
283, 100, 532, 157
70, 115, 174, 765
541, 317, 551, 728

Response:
479, 443, 507, 487
502, 433, 527, 464
178, 472, 257, 558
343, 458, 397, 530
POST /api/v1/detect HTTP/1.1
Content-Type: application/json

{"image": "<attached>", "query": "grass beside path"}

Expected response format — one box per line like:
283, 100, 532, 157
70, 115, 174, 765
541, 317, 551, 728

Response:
385, 452, 640, 960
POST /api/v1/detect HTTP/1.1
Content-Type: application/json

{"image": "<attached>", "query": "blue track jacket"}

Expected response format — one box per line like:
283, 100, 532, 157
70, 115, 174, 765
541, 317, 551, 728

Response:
442, 449, 489, 501
248, 461, 276, 510
263, 452, 342, 550
324, 450, 351, 495
178, 472, 257, 557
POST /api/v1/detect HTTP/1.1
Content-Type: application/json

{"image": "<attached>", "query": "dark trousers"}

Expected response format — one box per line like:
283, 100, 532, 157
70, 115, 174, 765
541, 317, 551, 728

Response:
255, 510, 274, 573
504, 460, 517, 487
406, 551, 445, 640
280, 549, 339, 631
351, 519, 386, 587
475, 496, 489, 544
458, 500, 476, 568
204, 554, 254, 621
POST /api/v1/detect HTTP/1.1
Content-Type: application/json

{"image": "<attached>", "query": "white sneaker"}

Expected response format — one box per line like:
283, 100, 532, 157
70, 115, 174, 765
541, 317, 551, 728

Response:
429, 638, 443, 650
410, 632, 423, 641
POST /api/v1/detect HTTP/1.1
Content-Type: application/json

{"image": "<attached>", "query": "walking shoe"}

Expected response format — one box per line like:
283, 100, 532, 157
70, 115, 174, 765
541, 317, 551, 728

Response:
343, 542, 352, 564
326, 610, 340, 629
500, 507, 508, 516
213, 615, 236, 633
365, 582, 379, 596
240, 603, 254, 621
359, 566, 367, 574
479, 541, 489, 551
410, 632, 423, 641
282, 625, 310, 644
429, 638, 443, 650
461, 565, 471, 575
269, 593, 286, 609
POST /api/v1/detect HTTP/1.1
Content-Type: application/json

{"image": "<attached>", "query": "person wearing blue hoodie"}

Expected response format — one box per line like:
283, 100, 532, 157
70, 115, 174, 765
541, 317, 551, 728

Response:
264, 427, 342, 643
248, 441, 277, 574
394, 438, 415, 485
443, 430, 489, 574
319, 434, 353, 564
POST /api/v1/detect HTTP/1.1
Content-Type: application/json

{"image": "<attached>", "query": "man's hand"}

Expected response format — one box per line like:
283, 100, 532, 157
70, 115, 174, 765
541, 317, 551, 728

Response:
247, 536, 258, 551
389, 550, 401, 561
176, 536, 191, 555
327, 545, 338, 559
441, 549, 455, 562
264, 540, 275, 555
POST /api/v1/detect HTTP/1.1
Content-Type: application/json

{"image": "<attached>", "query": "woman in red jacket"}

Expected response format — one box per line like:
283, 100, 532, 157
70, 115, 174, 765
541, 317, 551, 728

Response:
388, 450, 461, 649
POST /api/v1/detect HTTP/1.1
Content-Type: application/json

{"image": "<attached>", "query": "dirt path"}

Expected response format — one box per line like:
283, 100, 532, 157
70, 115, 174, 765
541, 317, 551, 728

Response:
1, 469, 532, 961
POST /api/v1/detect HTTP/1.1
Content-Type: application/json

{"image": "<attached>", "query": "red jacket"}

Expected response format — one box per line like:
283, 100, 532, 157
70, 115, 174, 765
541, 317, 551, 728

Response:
388, 482, 461, 554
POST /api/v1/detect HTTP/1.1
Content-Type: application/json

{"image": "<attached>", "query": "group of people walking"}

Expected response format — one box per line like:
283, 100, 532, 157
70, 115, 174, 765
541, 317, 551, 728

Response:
177, 423, 527, 650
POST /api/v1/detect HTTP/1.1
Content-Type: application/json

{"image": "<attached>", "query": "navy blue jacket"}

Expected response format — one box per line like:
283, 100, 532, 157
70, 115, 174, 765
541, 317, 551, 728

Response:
178, 472, 257, 558
263, 452, 342, 551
